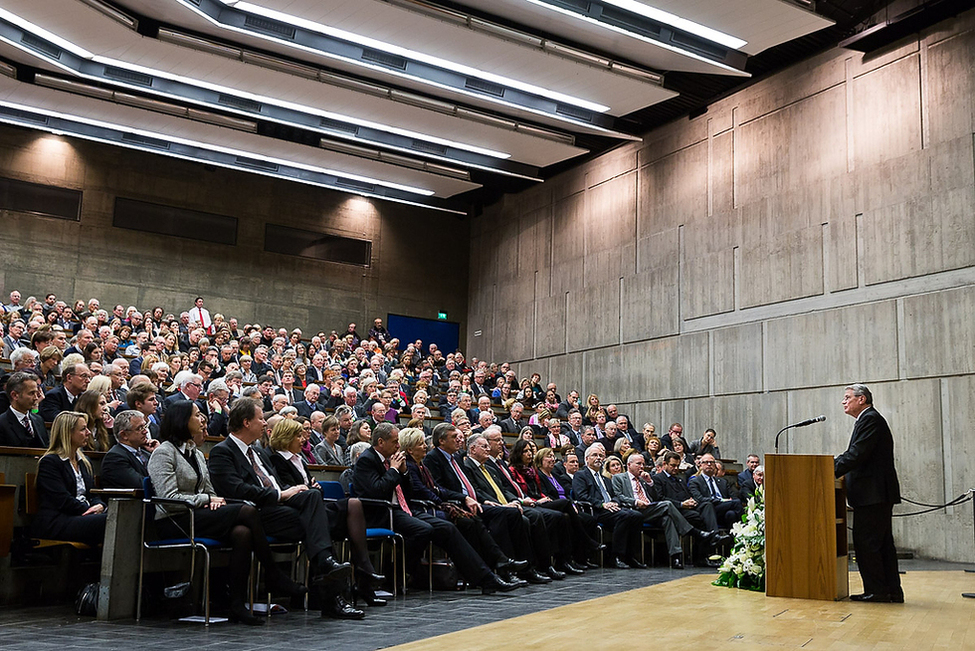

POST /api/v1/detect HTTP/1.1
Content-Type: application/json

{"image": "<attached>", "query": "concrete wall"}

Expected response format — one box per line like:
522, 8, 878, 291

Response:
468, 11, 975, 561
0, 124, 469, 336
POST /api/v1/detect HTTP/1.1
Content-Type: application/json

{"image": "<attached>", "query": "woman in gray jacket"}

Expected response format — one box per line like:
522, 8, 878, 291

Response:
147, 400, 305, 625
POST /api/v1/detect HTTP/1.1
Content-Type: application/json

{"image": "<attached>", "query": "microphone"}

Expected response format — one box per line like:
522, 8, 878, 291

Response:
774, 416, 827, 453
792, 415, 827, 428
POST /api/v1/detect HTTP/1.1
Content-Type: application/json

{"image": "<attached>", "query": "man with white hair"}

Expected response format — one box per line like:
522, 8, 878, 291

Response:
572, 443, 644, 569
204, 378, 231, 436
296, 384, 324, 419
163, 371, 204, 411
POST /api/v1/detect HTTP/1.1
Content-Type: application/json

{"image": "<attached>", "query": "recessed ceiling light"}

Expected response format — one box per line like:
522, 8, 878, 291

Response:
600, 1, 747, 50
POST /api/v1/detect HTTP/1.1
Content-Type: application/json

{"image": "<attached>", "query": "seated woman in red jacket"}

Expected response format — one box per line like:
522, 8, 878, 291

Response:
33, 411, 108, 546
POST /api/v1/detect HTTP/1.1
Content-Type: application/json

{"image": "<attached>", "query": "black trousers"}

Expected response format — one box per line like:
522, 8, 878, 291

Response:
852, 502, 901, 596
390, 508, 492, 585
594, 508, 642, 557
258, 490, 334, 563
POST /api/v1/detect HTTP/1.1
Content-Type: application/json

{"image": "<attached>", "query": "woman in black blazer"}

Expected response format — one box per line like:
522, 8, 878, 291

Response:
34, 411, 108, 546
267, 419, 385, 607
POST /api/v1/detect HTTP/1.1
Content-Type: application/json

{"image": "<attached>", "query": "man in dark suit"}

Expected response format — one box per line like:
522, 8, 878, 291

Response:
126, 382, 161, 441
163, 372, 206, 412
499, 402, 528, 434
612, 453, 727, 569
351, 422, 515, 594
554, 391, 580, 421
202, 379, 230, 437
295, 384, 324, 419
687, 453, 744, 528
654, 451, 722, 567
561, 409, 584, 447
737, 454, 760, 496
571, 442, 644, 568
0, 372, 48, 448
39, 363, 91, 423
835, 384, 903, 603
100, 410, 151, 489
208, 398, 362, 619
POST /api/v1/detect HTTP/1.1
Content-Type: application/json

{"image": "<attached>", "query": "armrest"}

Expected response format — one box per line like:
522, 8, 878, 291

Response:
91, 488, 143, 498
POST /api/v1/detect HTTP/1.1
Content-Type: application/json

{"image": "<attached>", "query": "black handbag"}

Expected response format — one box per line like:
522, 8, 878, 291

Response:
75, 582, 99, 616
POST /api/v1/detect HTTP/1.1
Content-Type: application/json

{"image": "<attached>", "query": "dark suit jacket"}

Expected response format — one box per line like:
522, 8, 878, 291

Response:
499, 416, 527, 434
163, 393, 206, 413
207, 437, 283, 508
0, 409, 48, 448
834, 406, 901, 507
688, 474, 731, 504
269, 449, 315, 489
572, 467, 618, 510
275, 387, 304, 404
653, 471, 694, 506
33, 454, 105, 537
295, 401, 323, 419
351, 446, 413, 504
38, 386, 76, 423
100, 444, 150, 489
204, 406, 228, 437
737, 468, 755, 496
463, 456, 517, 504
422, 448, 468, 502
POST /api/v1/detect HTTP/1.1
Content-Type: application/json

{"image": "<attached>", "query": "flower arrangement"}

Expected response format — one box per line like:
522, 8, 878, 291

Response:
713, 487, 765, 592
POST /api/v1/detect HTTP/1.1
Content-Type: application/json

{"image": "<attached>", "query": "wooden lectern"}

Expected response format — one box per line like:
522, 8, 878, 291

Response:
765, 454, 849, 600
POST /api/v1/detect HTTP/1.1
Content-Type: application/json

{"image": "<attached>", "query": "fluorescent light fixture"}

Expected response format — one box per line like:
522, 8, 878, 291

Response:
0, 100, 433, 195
224, 0, 610, 113
92, 56, 511, 160
601, 1, 747, 50
518, 0, 748, 75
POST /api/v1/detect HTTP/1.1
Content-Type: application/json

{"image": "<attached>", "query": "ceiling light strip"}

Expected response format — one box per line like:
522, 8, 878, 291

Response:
519, 0, 749, 75
174, 0, 631, 132
0, 14, 541, 179
0, 100, 468, 214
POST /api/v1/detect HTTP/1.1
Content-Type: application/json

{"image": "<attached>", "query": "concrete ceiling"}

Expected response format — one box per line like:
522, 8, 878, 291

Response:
0, 0, 845, 214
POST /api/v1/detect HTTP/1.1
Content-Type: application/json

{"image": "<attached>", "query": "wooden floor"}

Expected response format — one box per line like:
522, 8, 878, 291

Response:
389, 571, 975, 650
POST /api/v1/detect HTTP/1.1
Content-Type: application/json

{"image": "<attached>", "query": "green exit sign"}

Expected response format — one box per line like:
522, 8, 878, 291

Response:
437, 311, 447, 320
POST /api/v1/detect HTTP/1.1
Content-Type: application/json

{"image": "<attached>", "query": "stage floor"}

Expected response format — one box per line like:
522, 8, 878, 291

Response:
0, 559, 970, 651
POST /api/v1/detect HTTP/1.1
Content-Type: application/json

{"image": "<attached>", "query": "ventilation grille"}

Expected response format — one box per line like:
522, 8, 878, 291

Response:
320, 118, 359, 135
410, 139, 447, 156
336, 178, 376, 193
243, 14, 296, 39
121, 133, 171, 150
361, 48, 408, 70
265, 223, 371, 266
464, 77, 505, 98
601, 6, 663, 37
234, 156, 279, 172
0, 176, 81, 221
218, 93, 263, 113
552, 0, 591, 12
555, 102, 594, 122
104, 65, 153, 86
114, 197, 237, 245
20, 33, 62, 60
0, 106, 50, 125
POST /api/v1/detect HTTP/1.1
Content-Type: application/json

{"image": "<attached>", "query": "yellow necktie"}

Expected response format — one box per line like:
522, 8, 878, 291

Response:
480, 464, 508, 504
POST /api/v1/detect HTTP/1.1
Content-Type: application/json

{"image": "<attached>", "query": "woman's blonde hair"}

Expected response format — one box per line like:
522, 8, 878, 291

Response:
44, 411, 92, 473
398, 427, 425, 453
269, 418, 304, 451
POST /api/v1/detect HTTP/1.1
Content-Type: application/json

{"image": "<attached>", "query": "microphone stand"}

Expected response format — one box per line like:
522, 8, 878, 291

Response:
774, 425, 792, 454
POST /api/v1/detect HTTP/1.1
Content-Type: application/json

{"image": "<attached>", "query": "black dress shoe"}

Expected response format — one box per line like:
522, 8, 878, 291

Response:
229, 603, 265, 626
557, 561, 585, 575
322, 594, 366, 619
670, 556, 684, 570
266, 572, 308, 600
850, 593, 891, 603
545, 565, 566, 581
612, 557, 630, 570
357, 571, 386, 587
702, 558, 722, 568
312, 556, 353, 588
625, 557, 647, 569
522, 569, 552, 584
353, 584, 387, 607
481, 574, 520, 595
497, 558, 530, 573
501, 573, 529, 588
585, 560, 601, 569
566, 560, 587, 573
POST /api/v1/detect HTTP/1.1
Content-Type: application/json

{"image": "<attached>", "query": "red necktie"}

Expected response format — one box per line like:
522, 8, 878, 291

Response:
493, 460, 525, 499
449, 455, 477, 498
633, 475, 648, 502
384, 460, 412, 516
247, 448, 274, 489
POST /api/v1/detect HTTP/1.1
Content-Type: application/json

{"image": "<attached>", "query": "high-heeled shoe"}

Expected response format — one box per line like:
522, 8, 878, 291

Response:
355, 569, 386, 588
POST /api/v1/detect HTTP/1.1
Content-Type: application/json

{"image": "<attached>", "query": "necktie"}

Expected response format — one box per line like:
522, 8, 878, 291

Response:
479, 465, 508, 504
493, 460, 524, 499
384, 460, 412, 515
709, 477, 722, 499
595, 471, 611, 503
633, 475, 648, 502
198, 307, 205, 329
247, 448, 274, 489
22, 415, 33, 437
449, 455, 476, 498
